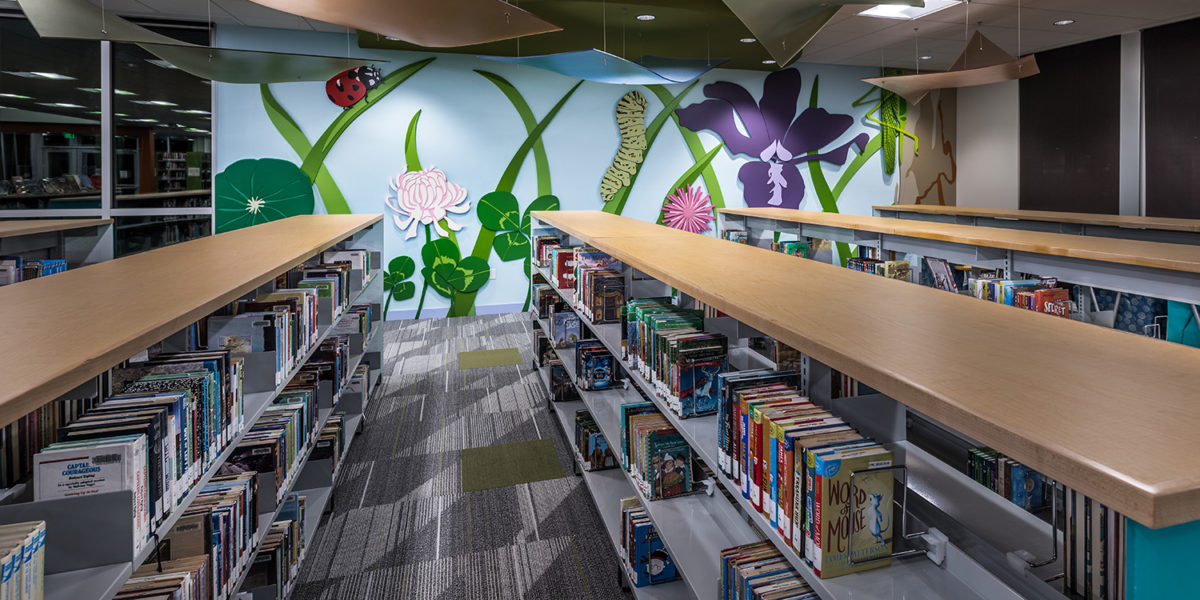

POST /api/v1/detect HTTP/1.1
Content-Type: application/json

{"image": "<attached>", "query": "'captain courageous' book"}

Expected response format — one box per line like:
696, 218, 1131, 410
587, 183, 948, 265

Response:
811, 445, 894, 578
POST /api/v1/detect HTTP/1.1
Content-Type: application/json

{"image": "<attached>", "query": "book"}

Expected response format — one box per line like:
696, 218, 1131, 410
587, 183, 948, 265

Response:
621, 499, 679, 587
811, 444, 893, 577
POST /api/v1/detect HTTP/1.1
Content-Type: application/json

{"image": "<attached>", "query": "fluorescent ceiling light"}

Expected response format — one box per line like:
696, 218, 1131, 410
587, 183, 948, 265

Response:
185, 128, 208, 133
126, 118, 159, 123
173, 109, 211, 115
636, 14, 655, 21
1053, 19, 1075, 26
146, 59, 179, 69
131, 100, 178, 106
37, 102, 85, 108
762, 59, 777, 64
739, 37, 757, 43
860, 0, 961, 20
4, 71, 77, 80
77, 87, 136, 95
920, 55, 932, 60
0, 93, 32, 99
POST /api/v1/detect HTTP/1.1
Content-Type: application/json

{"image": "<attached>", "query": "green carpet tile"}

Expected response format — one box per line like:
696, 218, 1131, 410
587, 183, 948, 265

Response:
458, 347, 524, 369
290, 314, 626, 600
461, 439, 565, 493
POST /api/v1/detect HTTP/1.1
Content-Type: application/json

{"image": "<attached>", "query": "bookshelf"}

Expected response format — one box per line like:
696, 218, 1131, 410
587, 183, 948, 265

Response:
0, 218, 114, 268
0, 214, 384, 600
531, 210, 1200, 600
719, 207, 1200, 306
874, 204, 1200, 245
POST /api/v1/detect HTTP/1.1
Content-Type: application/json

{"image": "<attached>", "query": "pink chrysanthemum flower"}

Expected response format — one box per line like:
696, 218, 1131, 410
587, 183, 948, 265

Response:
385, 168, 469, 240
662, 185, 715, 234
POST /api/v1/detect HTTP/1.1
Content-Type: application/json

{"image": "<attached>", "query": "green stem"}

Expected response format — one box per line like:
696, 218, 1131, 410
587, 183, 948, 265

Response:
415, 226, 431, 319
645, 85, 726, 212
260, 84, 350, 214
475, 71, 553, 196
656, 143, 724, 225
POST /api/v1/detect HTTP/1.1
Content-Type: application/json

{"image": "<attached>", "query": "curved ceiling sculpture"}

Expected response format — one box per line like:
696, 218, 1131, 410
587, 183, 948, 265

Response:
246, 0, 561, 48
481, 49, 727, 84
720, 0, 923, 67
861, 31, 1040, 104
18, 0, 384, 83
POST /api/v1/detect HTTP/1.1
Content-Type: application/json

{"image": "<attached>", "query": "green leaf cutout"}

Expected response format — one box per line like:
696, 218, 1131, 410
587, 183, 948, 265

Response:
447, 257, 491, 293
477, 191, 521, 231
421, 237, 461, 269
260, 84, 350, 215
392, 281, 416, 301
644, 85, 726, 212
493, 231, 531, 262
389, 255, 416, 279
476, 70, 552, 196
300, 57, 435, 181
215, 158, 314, 233
404, 110, 423, 172
495, 80, 583, 193
422, 266, 454, 298
521, 194, 560, 236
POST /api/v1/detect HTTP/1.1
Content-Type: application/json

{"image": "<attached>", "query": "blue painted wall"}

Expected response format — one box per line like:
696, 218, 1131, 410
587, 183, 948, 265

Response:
214, 25, 899, 318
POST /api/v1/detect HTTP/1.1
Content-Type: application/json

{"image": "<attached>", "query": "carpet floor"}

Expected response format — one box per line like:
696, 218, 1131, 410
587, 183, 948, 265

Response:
291, 313, 626, 600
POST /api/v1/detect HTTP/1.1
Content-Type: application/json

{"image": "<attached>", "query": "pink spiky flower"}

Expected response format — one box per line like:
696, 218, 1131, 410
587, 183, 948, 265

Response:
662, 185, 715, 234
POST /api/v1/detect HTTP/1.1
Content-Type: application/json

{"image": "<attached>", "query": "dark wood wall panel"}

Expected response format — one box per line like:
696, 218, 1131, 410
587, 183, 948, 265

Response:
1019, 36, 1120, 214
1144, 17, 1200, 219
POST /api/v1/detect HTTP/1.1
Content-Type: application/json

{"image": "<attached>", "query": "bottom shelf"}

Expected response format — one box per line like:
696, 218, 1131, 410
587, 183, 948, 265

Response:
543, 374, 693, 600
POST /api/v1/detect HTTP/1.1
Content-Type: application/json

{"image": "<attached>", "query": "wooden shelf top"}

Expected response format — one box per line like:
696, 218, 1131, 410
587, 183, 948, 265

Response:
0, 219, 113, 239
0, 214, 380, 428
720, 207, 1200, 275
874, 204, 1200, 233
532, 210, 1200, 529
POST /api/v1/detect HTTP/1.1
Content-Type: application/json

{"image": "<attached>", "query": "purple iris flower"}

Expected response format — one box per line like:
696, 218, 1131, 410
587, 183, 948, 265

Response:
676, 69, 869, 209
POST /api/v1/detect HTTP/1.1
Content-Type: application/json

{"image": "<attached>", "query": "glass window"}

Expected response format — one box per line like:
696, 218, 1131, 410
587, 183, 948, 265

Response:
0, 17, 102, 210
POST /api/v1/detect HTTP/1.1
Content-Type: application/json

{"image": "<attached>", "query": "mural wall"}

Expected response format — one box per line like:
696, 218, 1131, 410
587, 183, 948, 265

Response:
214, 25, 956, 319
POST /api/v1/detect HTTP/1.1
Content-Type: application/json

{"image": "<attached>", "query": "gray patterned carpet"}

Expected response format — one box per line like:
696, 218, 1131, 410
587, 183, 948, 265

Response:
292, 314, 626, 600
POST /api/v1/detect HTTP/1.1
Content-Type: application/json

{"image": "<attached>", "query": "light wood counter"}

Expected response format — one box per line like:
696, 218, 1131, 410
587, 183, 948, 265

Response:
533, 210, 1200, 529
0, 219, 113, 239
0, 214, 380, 429
720, 207, 1200, 275
875, 204, 1200, 233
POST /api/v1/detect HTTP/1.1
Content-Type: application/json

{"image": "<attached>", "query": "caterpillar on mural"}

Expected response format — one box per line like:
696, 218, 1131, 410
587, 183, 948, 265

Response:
599, 90, 649, 204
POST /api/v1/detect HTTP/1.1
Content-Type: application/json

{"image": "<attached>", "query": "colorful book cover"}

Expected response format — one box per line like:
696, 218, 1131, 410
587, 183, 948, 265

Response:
812, 446, 893, 578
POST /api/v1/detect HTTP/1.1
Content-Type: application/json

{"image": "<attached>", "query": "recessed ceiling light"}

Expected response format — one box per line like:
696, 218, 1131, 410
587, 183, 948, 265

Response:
173, 109, 211, 115
125, 118, 159, 123
0, 93, 31, 99
920, 55, 933, 60
740, 37, 757, 43
37, 102, 85, 108
77, 87, 136, 95
3, 71, 77, 80
185, 128, 208, 133
762, 59, 777, 64
146, 59, 178, 70
1053, 19, 1075, 26
635, 14, 655, 21
860, 0, 961, 20
131, 100, 178, 107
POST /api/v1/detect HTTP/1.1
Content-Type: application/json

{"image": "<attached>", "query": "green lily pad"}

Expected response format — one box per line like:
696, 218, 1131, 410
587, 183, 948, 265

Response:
215, 158, 314, 233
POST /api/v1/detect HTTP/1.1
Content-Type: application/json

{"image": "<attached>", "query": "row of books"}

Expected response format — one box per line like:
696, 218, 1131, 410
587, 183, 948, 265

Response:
620, 402, 693, 501
967, 447, 1051, 512
34, 349, 246, 555
243, 494, 306, 598
0, 396, 100, 489
0, 521, 45, 600
310, 414, 347, 469
532, 235, 562, 272
619, 497, 679, 587
622, 298, 727, 419
0, 257, 66, 287
715, 368, 895, 578
573, 410, 616, 471
846, 256, 912, 282
570, 249, 624, 325
546, 301, 581, 350
968, 275, 1071, 318
1065, 489, 1126, 600
720, 541, 818, 600
151, 471, 258, 599
771, 241, 808, 258
720, 230, 748, 244
220, 382, 320, 502
574, 340, 619, 391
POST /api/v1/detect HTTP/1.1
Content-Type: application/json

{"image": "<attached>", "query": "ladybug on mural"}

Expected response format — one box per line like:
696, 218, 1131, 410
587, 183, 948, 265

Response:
325, 65, 383, 108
